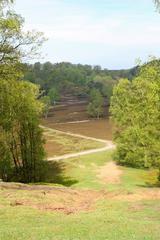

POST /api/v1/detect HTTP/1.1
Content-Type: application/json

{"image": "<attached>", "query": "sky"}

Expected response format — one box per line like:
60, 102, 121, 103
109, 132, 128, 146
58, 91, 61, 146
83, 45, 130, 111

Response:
14, 0, 160, 69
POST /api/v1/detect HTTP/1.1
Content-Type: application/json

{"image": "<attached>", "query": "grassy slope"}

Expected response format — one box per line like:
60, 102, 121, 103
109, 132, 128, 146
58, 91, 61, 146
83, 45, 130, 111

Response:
0, 199, 160, 240
61, 151, 158, 191
0, 151, 159, 240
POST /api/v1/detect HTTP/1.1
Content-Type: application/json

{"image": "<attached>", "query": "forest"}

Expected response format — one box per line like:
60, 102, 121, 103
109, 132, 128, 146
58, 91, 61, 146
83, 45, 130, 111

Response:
24, 61, 137, 98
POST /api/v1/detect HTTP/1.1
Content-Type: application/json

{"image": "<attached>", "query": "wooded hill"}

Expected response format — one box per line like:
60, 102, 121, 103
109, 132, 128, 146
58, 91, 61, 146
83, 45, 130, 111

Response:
24, 62, 138, 100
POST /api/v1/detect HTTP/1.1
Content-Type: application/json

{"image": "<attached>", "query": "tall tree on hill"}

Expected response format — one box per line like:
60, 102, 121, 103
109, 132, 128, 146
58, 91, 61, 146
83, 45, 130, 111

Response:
0, 0, 46, 182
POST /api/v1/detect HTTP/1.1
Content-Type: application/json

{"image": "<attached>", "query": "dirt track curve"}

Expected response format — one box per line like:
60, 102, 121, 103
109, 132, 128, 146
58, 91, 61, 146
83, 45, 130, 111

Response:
40, 125, 116, 161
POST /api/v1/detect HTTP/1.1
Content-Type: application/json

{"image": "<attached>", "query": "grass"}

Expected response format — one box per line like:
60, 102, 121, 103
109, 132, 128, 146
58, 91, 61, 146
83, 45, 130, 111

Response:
56, 151, 158, 191
62, 150, 113, 189
0, 138, 159, 239
0, 197, 160, 240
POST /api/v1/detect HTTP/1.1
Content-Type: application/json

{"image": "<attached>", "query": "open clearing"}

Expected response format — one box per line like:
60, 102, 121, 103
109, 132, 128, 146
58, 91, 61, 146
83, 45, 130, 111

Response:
1, 106, 160, 240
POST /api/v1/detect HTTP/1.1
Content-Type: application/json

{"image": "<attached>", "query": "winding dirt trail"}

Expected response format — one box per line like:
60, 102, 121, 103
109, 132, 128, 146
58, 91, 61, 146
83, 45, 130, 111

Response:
41, 125, 116, 161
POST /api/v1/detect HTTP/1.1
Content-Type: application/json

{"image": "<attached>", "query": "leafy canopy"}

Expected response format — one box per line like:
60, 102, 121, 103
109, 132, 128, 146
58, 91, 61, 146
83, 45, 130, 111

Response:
87, 89, 104, 119
0, 0, 46, 182
110, 61, 160, 176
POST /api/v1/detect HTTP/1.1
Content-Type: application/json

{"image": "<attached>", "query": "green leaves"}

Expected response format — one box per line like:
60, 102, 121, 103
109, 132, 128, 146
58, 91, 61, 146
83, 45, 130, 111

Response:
48, 87, 60, 105
0, 79, 45, 182
0, 2, 46, 67
0, 1, 46, 182
110, 62, 160, 176
87, 89, 104, 118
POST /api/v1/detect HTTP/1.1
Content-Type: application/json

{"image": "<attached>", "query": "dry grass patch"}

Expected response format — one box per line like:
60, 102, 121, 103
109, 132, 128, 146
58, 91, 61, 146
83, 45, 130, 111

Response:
43, 128, 104, 157
97, 161, 122, 184
0, 183, 104, 215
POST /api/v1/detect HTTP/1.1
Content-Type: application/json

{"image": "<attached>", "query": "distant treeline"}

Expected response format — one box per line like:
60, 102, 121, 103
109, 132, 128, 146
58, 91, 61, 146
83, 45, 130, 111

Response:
24, 62, 138, 100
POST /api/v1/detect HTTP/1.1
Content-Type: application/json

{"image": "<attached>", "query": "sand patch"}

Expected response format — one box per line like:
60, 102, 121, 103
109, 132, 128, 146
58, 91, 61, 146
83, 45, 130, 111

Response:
97, 161, 122, 184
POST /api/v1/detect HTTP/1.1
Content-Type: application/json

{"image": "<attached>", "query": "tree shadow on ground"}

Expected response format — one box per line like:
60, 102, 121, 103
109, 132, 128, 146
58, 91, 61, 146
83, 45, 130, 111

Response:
136, 181, 160, 188
41, 160, 78, 187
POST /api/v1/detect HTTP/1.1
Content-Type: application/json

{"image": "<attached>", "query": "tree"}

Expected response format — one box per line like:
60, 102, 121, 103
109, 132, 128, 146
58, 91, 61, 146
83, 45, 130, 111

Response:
0, 0, 46, 182
0, 80, 46, 182
110, 62, 160, 179
48, 87, 60, 105
154, 0, 160, 10
24, 61, 134, 100
87, 89, 104, 119
93, 75, 116, 101
0, 0, 45, 82
41, 96, 51, 119
0, 0, 13, 8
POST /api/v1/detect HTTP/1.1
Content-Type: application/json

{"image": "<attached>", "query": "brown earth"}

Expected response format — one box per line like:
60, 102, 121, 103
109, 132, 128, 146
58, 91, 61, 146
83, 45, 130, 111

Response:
44, 141, 65, 158
42, 119, 113, 141
43, 126, 106, 158
41, 97, 113, 141
1, 183, 160, 215
42, 97, 113, 158
0, 183, 103, 215
48, 104, 89, 122
109, 189, 160, 201
97, 161, 122, 184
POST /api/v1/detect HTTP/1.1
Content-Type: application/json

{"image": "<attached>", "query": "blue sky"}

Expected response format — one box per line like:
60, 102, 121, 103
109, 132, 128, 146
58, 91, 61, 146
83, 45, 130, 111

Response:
15, 0, 160, 69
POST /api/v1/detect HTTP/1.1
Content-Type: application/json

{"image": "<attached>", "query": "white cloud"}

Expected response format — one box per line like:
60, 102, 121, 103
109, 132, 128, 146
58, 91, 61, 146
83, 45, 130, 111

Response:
25, 13, 160, 47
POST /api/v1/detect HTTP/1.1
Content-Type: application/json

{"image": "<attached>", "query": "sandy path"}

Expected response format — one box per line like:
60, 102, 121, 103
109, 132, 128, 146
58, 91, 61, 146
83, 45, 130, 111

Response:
97, 161, 122, 184
54, 120, 90, 125
40, 125, 116, 161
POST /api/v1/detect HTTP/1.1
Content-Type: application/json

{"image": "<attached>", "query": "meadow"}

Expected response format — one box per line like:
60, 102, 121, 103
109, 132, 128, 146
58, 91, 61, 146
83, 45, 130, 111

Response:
0, 145, 159, 240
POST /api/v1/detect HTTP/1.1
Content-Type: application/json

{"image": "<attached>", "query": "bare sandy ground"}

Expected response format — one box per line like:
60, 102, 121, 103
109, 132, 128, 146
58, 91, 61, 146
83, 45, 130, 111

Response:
97, 161, 122, 184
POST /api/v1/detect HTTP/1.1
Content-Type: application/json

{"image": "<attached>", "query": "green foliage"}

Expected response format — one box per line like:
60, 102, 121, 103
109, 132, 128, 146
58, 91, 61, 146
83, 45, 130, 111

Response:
110, 62, 160, 177
40, 96, 51, 119
87, 89, 104, 118
0, 1, 46, 183
24, 62, 136, 101
48, 87, 60, 105
0, 80, 46, 182
92, 75, 116, 100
